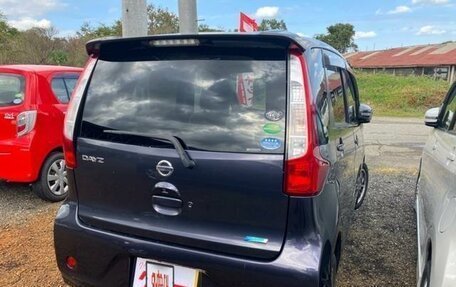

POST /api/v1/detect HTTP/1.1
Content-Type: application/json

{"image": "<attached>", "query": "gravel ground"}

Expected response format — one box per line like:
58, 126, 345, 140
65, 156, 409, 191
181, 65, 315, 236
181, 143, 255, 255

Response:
0, 183, 56, 227
338, 116, 430, 287
0, 116, 429, 286
337, 172, 418, 286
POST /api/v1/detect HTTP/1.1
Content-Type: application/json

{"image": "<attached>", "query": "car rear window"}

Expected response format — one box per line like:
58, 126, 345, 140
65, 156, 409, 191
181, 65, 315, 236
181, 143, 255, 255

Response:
80, 48, 287, 154
0, 74, 25, 107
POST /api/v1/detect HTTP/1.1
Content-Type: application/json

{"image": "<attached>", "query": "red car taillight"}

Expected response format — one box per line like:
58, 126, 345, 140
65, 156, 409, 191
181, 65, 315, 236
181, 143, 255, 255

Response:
63, 56, 97, 169
284, 51, 329, 197
17, 110, 37, 137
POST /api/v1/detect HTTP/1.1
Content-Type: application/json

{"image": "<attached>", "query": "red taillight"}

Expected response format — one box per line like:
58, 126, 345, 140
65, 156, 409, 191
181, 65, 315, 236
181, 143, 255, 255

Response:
66, 256, 77, 270
16, 110, 37, 137
285, 147, 330, 196
284, 51, 329, 197
63, 56, 97, 169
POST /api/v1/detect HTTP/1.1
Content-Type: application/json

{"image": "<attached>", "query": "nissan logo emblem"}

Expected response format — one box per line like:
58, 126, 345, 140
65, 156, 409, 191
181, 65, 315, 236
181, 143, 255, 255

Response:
156, 160, 174, 177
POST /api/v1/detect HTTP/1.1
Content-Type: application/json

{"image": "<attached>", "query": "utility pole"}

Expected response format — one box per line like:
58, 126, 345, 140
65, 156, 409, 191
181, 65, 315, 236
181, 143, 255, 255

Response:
178, 0, 198, 34
122, 0, 148, 37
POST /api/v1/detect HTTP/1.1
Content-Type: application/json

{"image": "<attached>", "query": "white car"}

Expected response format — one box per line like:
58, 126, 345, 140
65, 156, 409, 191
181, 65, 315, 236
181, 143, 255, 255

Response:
416, 82, 456, 287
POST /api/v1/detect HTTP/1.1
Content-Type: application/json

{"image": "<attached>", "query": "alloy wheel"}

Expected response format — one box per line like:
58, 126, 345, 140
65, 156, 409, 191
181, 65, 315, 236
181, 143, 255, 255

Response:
46, 159, 68, 196
355, 168, 368, 207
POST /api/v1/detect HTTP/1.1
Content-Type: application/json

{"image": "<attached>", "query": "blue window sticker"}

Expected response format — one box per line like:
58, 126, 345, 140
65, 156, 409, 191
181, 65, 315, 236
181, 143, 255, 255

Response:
260, 137, 282, 150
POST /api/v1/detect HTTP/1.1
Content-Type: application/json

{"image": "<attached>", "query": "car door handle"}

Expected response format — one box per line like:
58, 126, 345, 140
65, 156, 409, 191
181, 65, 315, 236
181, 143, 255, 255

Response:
152, 195, 183, 216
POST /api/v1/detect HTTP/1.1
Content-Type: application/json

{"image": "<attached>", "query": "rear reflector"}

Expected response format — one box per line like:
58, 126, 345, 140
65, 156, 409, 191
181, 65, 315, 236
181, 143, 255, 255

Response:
285, 51, 329, 197
16, 110, 37, 137
66, 256, 77, 270
63, 56, 97, 169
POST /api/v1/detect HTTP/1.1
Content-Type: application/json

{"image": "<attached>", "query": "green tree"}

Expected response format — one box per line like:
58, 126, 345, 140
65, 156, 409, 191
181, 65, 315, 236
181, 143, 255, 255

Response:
258, 19, 287, 31
7, 27, 62, 65
0, 14, 18, 63
0, 5, 195, 67
63, 36, 89, 67
0, 15, 18, 41
49, 50, 68, 65
63, 21, 122, 67
77, 21, 122, 38
198, 24, 224, 32
147, 5, 179, 34
315, 23, 358, 53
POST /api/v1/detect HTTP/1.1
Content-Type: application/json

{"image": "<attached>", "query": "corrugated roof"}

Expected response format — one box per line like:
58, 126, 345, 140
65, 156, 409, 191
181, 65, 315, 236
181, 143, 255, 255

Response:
346, 42, 456, 68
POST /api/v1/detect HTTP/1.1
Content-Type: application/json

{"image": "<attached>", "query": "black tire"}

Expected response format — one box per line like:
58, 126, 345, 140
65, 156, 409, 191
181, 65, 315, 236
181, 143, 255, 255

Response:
33, 152, 68, 202
320, 253, 337, 287
355, 163, 369, 210
420, 257, 431, 287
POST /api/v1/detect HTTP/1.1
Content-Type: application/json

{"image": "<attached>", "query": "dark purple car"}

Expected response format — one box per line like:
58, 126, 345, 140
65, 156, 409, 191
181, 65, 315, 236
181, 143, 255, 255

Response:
54, 32, 372, 287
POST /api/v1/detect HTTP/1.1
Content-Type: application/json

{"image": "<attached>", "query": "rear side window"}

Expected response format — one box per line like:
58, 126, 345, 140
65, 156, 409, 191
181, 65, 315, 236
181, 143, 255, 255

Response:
0, 74, 25, 106
326, 67, 346, 126
64, 78, 78, 95
80, 51, 287, 154
341, 70, 358, 124
309, 48, 329, 144
52, 78, 69, 103
51, 75, 79, 104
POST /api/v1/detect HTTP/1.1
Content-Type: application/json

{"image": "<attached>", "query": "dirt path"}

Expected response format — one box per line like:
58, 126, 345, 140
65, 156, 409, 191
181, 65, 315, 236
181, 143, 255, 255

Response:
0, 205, 65, 287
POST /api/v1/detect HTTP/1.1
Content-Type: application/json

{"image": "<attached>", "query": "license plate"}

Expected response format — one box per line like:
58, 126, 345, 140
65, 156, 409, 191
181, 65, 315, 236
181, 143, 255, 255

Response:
132, 258, 200, 287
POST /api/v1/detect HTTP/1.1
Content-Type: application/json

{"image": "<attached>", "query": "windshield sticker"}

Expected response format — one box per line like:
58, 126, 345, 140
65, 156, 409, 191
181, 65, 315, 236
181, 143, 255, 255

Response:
260, 137, 282, 150
263, 123, 282, 135
236, 73, 254, 107
265, 110, 284, 121
13, 98, 22, 105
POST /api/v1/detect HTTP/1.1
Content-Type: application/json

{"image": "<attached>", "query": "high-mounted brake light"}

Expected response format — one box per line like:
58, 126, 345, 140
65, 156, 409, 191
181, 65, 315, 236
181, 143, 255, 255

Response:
17, 110, 37, 137
284, 51, 329, 197
63, 56, 97, 169
150, 39, 200, 47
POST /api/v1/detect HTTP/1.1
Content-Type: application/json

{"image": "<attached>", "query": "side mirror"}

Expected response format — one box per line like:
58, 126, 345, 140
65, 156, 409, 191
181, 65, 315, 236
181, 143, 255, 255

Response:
358, 103, 373, 124
424, 107, 440, 127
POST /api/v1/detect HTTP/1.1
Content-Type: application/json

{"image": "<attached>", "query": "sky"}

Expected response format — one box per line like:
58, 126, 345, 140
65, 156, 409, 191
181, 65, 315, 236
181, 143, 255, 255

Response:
0, 0, 454, 51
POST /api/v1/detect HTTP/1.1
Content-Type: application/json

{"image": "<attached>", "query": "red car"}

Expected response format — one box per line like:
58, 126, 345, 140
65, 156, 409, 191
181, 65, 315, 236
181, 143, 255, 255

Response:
0, 65, 82, 201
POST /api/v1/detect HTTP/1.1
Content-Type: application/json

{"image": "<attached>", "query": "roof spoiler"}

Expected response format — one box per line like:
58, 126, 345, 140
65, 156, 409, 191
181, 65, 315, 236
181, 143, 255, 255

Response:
85, 33, 306, 56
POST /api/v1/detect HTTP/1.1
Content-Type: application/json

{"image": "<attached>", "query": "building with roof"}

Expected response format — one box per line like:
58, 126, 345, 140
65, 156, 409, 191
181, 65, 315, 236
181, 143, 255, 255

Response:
345, 42, 456, 83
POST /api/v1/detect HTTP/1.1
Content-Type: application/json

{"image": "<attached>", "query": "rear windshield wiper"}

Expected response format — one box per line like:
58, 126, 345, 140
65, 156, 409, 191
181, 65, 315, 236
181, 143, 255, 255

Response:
103, 130, 196, 168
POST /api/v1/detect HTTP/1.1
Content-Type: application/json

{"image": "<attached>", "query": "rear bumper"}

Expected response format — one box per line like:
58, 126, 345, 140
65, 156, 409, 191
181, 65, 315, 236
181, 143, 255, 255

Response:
55, 201, 325, 287
0, 135, 38, 182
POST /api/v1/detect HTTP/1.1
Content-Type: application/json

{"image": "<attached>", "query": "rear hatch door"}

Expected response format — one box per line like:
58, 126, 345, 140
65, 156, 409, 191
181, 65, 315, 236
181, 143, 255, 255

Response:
75, 36, 294, 259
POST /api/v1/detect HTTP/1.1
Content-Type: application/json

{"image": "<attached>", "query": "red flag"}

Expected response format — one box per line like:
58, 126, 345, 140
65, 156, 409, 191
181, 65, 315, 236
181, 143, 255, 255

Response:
239, 12, 258, 32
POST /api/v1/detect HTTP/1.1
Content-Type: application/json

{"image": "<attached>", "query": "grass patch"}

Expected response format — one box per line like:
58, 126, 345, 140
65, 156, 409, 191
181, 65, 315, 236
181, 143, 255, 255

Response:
355, 71, 451, 117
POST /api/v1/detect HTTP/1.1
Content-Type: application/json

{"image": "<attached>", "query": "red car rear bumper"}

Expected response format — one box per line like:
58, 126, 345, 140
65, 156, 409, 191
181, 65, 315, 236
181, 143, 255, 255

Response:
0, 133, 40, 182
